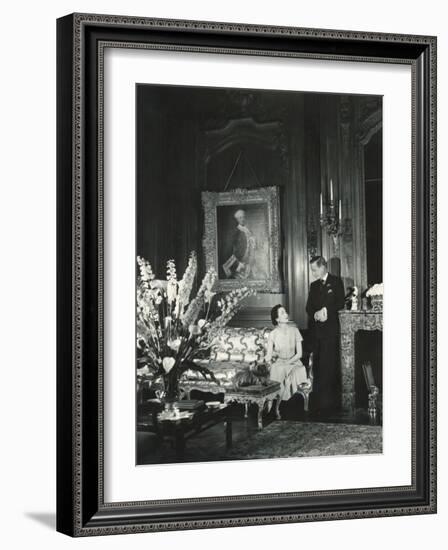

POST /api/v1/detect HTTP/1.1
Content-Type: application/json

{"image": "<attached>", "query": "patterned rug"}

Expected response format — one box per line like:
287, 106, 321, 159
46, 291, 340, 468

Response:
225, 421, 382, 460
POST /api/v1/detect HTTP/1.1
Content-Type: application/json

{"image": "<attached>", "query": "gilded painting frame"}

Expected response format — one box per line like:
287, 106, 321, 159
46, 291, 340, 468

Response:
202, 186, 282, 292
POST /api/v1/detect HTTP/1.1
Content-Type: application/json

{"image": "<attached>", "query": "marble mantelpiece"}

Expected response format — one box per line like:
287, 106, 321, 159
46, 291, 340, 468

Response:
339, 310, 383, 412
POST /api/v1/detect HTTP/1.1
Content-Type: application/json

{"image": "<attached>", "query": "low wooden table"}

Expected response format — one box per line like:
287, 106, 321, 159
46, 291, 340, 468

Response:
224, 382, 282, 429
138, 402, 232, 458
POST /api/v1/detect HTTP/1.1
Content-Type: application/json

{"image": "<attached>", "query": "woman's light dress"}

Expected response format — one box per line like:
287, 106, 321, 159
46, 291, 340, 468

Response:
266, 325, 308, 401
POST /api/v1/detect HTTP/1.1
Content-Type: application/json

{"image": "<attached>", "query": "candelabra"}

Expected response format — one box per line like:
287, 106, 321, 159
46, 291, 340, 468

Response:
319, 179, 344, 248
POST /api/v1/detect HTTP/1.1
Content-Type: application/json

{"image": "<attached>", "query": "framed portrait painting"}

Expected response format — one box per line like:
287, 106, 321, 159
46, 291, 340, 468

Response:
57, 13, 436, 537
202, 186, 282, 292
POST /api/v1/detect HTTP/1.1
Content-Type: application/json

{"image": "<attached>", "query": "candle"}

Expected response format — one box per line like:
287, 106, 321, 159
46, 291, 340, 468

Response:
319, 192, 323, 216
330, 179, 333, 202
339, 199, 342, 221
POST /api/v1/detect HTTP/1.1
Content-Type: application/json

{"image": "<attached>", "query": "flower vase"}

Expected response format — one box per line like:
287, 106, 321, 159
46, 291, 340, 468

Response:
162, 370, 180, 408
370, 295, 383, 312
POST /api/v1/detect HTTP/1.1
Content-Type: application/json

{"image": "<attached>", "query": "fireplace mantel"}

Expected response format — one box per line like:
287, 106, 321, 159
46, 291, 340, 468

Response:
339, 310, 383, 412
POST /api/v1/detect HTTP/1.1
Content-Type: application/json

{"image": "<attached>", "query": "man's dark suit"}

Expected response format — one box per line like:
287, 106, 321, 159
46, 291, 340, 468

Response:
306, 272, 345, 412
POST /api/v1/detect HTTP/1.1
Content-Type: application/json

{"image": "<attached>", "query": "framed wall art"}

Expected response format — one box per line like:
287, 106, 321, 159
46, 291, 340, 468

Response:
202, 186, 282, 292
57, 13, 437, 536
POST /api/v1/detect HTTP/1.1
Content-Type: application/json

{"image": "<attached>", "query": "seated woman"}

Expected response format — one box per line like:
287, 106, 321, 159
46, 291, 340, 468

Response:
265, 304, 308, 401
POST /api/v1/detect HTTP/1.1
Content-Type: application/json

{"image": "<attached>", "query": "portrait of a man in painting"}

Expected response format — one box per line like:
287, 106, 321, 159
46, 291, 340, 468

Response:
218, 205, 268, 281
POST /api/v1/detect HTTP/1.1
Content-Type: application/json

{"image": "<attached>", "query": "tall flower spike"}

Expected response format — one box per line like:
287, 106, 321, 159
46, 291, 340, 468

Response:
166, 259, 177, 281
166, 259, 178, 304
137, 256, 155, 291
177, 251, 197, 318
181, 267, 214, 328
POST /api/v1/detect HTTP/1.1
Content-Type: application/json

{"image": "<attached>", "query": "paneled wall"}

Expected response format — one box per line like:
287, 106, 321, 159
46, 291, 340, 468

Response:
137, 85, 382, 330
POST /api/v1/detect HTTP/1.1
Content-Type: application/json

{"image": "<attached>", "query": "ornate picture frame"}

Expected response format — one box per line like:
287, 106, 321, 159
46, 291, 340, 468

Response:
202, 186, 282, 292
56, 13, 436, 537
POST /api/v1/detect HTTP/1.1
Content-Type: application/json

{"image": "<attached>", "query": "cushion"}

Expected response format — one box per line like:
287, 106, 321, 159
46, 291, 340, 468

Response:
184, 360, 247, 389
210, 327, 270, 363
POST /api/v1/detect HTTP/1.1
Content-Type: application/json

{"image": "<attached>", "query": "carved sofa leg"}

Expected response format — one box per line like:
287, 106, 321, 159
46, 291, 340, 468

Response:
257, 400, 265, 429
303, 390, 310, 412
275, 397, 281, 420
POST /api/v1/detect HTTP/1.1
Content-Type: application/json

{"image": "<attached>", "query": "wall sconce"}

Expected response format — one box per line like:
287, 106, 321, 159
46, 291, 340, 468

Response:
320, 179, 344, 248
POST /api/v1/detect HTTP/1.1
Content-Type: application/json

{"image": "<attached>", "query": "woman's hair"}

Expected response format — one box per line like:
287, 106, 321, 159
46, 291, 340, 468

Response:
270, 304, 286, 326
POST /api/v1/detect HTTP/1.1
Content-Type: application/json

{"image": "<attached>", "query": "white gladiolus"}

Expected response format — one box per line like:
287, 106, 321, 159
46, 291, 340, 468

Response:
167, 280, 177, 303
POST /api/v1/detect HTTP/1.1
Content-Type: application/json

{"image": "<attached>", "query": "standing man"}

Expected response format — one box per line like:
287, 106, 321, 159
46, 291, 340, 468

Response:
306, 256, 345, 415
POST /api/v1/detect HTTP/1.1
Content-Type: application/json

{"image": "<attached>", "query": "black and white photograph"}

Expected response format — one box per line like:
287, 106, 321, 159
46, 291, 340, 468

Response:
135, 83, 384, 466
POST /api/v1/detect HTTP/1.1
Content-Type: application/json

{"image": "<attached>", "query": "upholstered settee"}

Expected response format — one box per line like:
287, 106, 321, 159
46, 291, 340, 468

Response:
180, 326, 313, 425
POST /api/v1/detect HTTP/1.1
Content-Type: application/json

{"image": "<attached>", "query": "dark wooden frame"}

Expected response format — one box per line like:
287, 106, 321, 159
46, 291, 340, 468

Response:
57, 13, 437, 536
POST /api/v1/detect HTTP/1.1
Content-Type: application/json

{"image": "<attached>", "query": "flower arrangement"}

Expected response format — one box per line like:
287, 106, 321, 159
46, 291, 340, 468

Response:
136, 252, 256, 399
366, 283, 384, 297
366, 283, 383, 311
